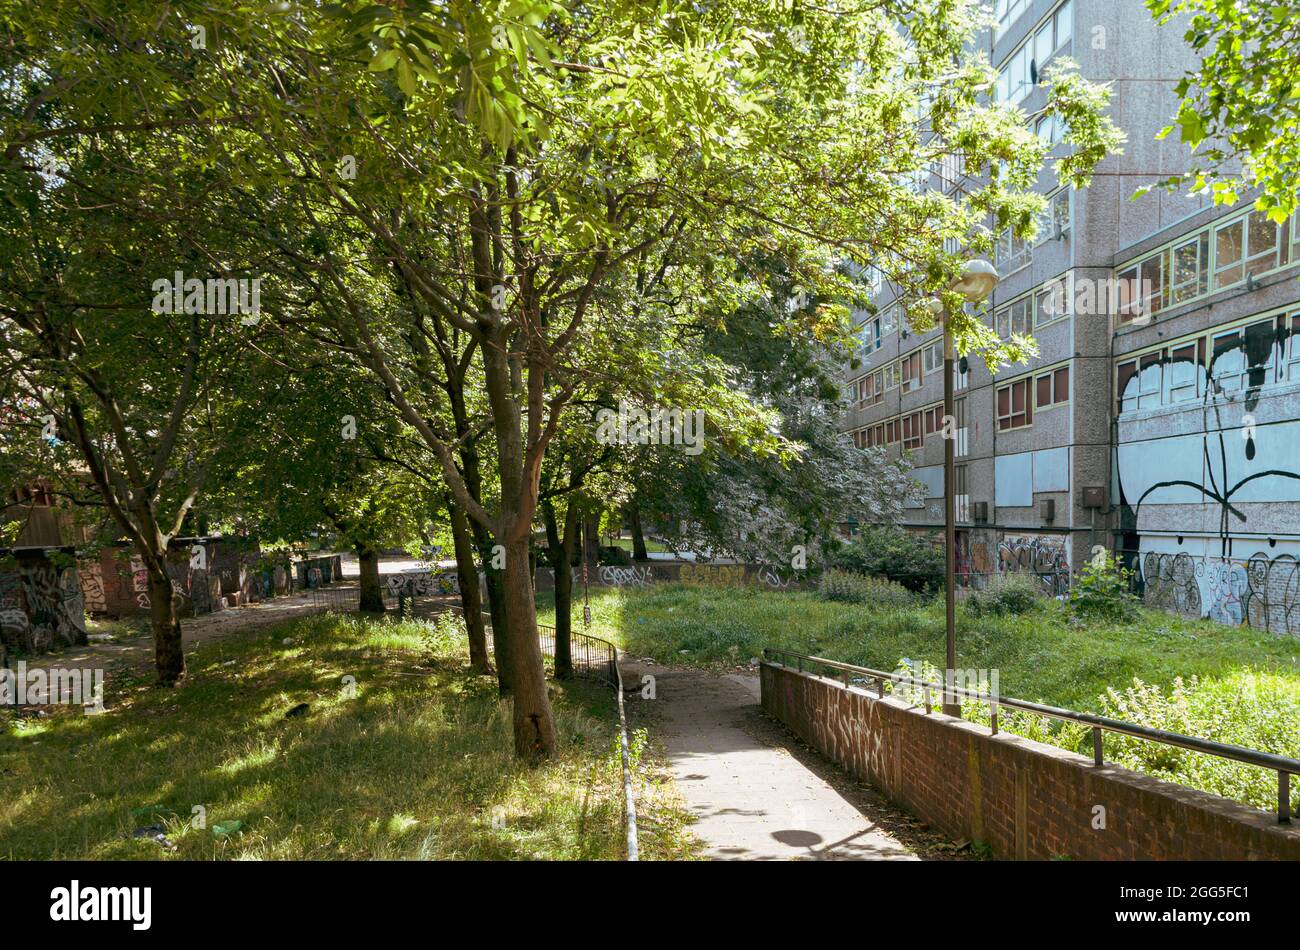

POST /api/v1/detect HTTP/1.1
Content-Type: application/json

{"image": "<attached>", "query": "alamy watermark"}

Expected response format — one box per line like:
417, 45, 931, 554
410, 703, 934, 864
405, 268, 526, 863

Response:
151, 270, 262, 325
1, 662, 105, 711
595, 400, 705, 456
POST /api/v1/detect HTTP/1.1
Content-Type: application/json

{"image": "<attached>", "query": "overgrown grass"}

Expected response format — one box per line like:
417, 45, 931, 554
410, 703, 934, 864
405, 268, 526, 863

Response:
0, 612, 697, 860
538, 584, 1300, 813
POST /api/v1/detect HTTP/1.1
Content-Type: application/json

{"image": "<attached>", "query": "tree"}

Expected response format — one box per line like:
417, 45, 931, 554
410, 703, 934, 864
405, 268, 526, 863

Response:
0, 115, 269, 684
2, 0, 1122, 756
1147, 0, 1300, 221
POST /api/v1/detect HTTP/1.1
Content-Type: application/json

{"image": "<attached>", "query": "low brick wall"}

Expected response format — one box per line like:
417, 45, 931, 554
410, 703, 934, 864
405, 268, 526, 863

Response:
761, 662, 1300, 860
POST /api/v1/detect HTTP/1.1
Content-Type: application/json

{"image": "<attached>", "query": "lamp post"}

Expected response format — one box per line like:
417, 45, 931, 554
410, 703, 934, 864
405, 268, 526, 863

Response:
935, 260, 999, 716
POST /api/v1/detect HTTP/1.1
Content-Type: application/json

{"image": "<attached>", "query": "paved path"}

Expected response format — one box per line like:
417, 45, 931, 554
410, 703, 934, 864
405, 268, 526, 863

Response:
622, 659, 919, 861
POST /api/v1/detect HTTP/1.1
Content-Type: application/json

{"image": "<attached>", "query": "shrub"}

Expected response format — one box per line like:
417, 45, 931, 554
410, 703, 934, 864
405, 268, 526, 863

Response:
965, 573, 1042, 617
825, 526, 943, 592
420, 611, 468, 665
1067, 551, 1139, 623
1098, 674, 1300, 814
818, 569, 915, 608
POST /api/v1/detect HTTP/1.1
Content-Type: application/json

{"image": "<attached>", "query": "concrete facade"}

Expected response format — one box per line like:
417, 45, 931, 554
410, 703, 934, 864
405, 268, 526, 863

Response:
842, 0, 1300, 632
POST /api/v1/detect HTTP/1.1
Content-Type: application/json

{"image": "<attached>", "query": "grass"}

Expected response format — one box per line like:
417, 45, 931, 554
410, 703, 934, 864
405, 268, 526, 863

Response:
0, 611, 697, 860
607, 535, 672, 555
538, 584, 1300, 813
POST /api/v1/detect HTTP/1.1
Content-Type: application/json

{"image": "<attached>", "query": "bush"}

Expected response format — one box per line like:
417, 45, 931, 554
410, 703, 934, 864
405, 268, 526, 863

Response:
965, 573, 1042, 617
420, 611, 468, 665
1067, 552, 1139, 623
1098, 674, 1300, 814
826, 526, 944, 592
818, 569, 915, 608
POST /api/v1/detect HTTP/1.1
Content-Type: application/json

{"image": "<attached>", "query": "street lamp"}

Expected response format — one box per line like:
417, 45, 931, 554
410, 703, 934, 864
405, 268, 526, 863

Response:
932, 259, 999, 716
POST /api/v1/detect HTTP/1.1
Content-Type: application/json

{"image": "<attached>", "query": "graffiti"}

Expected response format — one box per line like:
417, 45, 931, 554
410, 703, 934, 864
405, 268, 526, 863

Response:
1136, 549, 1300, 635
385, 571, 460, 596
79, 561, 107, 613
0, 608, 29, 644
997, 535, 1069, 596
1205, 560, 1248, 626
597, 565, 654, 588
678, 564, 748, 587
1244, 553, 1300, 635
755, 566, 793, 589
0, 559, 86, 652
1140, 552, 1202, 617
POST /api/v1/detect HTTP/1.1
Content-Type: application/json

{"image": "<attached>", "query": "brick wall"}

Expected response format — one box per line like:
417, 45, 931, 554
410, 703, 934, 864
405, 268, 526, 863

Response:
761, 662, 1300, 860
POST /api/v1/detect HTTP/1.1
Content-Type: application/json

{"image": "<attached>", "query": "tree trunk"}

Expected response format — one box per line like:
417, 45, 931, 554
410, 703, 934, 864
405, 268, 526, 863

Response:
147, 566, 185, 685
502, 535, 556, 757
473, 524, 511, 694
630, 504, 649, 561
542, 499, 576, 680
357, 545, 386, 613
448, 496, 490, 674
583, 510, 600, 566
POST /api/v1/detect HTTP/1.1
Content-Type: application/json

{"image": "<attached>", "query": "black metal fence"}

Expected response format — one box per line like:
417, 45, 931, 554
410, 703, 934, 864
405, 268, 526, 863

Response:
536, 623, 619, 688
764, 647, 1299, 824
306, 583, 398, 615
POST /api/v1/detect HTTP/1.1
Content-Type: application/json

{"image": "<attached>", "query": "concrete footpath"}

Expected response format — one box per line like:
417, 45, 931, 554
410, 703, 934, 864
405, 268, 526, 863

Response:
621, 659, 921, 861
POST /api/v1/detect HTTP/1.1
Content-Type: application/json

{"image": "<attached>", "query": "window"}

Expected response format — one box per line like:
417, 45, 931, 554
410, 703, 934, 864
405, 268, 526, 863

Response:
1210, 328, 1246, 393
922, 341, 943, 374
1035, 366, 1070, 408
1035, 279, 1069, 327
937, 151, 964, 191
996, 296, 1033, 339
1116, 253, 1163, 322
924, 405, 943, 434
1285, 313, 1300, 382
901, 350, 923, 392
1136, 353, 1163, 409
995, 1, 1073, 98
995, 227, 1030, 272
1035, 189, 1070, 246
1165, 341, 1201, 403
902, 412, 923, 450
993, 0, 1031, 41
955, 464, 969, 522
1292, 210, 1300, 264
996, 378, 1033, 430
1215, 211, 1280, 289
1035, 114, 1065, 146
884, 361, 900, 390
954, 396, 969, 456
1116, 359, 1138, 414
887, 419, 899, 443
1169, 232, 1209, 304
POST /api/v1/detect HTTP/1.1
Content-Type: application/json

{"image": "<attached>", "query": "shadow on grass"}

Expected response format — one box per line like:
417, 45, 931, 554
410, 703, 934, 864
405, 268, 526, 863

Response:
0, 612, 635, 860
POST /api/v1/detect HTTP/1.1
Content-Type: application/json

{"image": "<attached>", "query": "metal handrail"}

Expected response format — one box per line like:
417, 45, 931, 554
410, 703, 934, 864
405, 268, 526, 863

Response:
763, 647, 1299, 824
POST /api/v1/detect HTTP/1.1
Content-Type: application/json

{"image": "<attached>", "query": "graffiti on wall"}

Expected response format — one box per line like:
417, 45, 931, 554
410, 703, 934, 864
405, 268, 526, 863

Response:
79, 560, 107, 613
597, 565, 654, 588
997, 535, 1070, 596
1138, 550, 1300, 635
1140, 552, 1203, 618
386, 571, 461, 596
0, 559, 86, 653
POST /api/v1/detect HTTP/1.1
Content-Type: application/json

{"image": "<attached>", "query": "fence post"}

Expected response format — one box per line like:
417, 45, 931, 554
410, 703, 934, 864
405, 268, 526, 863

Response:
1092, 727, 1104, 766
1281, 771, 1292, 824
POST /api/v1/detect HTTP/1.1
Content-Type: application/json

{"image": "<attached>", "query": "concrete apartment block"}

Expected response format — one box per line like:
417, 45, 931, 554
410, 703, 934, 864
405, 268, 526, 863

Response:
840, 0, 1300, 633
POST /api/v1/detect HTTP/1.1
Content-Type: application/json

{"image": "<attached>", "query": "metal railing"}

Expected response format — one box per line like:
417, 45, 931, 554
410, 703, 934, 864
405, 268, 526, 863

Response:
763, 647, 1300, 824
536, 623, 618, 688
306, 582, 398, 615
